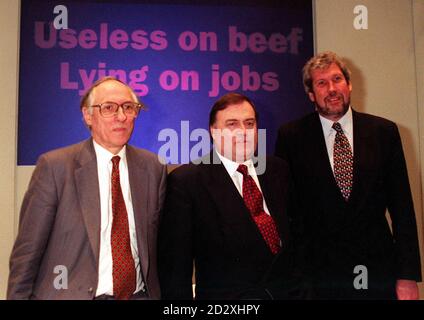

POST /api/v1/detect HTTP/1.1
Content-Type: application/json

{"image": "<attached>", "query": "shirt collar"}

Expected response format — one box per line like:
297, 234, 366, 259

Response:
215, 148, 254, 177
93, 139, 127, 165
319, 106, 353, 137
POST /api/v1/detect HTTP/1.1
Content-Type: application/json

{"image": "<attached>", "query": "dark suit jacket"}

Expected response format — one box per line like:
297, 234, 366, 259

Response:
158, 152, 304, 300
7, 139, 167, 299
275, 110, 421, 299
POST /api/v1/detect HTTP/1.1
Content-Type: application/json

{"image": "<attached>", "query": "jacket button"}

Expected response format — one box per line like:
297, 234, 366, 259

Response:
88, 287, 94, 293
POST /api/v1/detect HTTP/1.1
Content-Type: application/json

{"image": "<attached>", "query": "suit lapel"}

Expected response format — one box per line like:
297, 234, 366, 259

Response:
126, 145, 150, 279
75, 142, 151, 282
200, 153, 248, 226
308, 113, 346, 199
349, 110, 372, 208
200, 151, 274, 254
308, 110, 371, 210
74, 139, 101, 271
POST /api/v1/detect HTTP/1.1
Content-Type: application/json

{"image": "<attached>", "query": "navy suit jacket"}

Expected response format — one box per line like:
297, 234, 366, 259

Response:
275, 110, 421, 299
158, 152, 304, 299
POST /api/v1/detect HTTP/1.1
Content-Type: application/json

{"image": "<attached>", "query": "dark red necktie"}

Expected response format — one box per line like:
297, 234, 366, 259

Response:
332, 122, 353, 201
111, 156, 136, 300
237, 164, 281, 255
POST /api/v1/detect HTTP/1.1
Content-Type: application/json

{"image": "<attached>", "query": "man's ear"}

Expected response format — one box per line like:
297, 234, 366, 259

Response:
82, 107, 92, 126
308, 91, 316, 102
210, 125, 216, 140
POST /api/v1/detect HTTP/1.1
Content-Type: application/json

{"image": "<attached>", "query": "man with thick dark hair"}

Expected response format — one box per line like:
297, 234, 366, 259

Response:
159, 93, 304, 299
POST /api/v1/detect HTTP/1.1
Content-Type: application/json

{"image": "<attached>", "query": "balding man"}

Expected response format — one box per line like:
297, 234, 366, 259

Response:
8, 77, 166, 300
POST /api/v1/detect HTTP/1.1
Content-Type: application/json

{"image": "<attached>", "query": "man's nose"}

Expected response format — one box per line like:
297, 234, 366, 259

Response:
237, 126, 254, 138
327, 81, 336, 93
233, 127, 246, 139
116, 106, 128, 121
239, 124, 250, 137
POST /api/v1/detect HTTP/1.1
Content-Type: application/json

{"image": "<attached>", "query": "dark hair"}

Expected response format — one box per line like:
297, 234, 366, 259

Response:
209, 92, 258, 128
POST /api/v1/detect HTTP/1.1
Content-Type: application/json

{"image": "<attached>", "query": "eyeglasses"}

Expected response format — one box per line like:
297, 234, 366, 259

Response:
90, 102, 142, 118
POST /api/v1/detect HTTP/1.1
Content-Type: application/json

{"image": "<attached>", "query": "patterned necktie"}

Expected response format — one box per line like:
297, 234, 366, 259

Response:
237, 164, 281, 255
111, 156, 136, 300
332, 122, 353, 201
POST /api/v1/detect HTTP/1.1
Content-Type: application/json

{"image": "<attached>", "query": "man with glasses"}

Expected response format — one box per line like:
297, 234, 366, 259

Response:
8, 77, 167, 300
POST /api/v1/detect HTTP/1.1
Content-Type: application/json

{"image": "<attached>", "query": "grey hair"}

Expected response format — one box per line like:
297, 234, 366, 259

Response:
302, 51, 351, 94
80, 76, 140, 113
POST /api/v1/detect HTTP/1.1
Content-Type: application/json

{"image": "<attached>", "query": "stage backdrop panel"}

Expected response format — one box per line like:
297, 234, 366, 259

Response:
18, 0, 313, 165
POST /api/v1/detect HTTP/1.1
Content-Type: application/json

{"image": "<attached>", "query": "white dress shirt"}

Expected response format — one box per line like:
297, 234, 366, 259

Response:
93, 141, 143, 297
216, 150, 272, 216
318, 106, 354, 171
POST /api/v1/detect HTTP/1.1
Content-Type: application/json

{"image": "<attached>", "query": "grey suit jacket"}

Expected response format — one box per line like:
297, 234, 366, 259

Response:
7, 139, 167, 299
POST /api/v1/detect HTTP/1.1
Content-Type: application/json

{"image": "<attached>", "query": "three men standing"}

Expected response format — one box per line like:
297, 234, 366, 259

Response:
8, 52, 422, 301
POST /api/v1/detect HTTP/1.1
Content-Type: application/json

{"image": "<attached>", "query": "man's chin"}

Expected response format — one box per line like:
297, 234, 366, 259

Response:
233, 150, 254, 163
319, 104, 349, 118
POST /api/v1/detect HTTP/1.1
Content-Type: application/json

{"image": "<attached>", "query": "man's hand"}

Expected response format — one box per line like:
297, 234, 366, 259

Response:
396, 279, 419, 300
